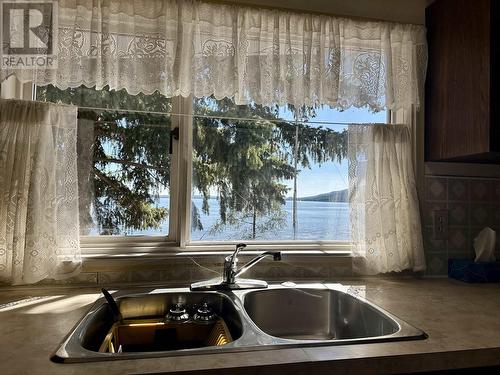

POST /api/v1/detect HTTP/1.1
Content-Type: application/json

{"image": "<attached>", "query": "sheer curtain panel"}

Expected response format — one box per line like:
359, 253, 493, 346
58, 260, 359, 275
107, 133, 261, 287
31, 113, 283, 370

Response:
348, 124, 425, 274
0, 100, 81, 285
1, 0, 427, 111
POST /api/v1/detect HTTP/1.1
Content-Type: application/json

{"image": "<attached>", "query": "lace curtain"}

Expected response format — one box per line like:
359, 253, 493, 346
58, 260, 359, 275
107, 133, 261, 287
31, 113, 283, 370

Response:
348, 124, 425, 274
1, 0, 427, 111
0, 100, 80, 285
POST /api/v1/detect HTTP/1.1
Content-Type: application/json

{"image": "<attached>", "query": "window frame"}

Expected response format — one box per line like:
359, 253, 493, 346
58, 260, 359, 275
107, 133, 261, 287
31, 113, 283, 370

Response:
74, 94, 185, 250
6, 81, 398, 256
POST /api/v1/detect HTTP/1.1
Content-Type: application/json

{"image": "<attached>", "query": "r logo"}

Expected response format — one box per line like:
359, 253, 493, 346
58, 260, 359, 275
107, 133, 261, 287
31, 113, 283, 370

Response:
1, 1, 58, 69
2, 2, 53, 54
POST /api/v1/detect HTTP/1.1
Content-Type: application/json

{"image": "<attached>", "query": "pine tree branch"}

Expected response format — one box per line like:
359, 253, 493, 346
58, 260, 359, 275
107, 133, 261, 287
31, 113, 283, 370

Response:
94, 157, 167, 171
93, 168, 127, 192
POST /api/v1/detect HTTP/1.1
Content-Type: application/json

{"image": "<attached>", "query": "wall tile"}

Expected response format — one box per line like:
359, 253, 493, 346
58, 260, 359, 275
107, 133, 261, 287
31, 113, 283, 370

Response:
160, 268, 191, 283
259, 265, 282, 279
470, 180, 492, 202
448, 178, 470, 202
423, 226, 447, 253
470, 204, 492, 226
39, 272, 98, 285
330, 263, 353, 277
425, 252, 448, 276
447, 227, 470, 252
448, 202, 469, 225
425, 177, 448, 201
98, 271, 131, 284
492, 180, 500, 201
491, 204, 500, 226
292, 267, 305, 279
302, 265, 330, 279
130, 270, 163, 283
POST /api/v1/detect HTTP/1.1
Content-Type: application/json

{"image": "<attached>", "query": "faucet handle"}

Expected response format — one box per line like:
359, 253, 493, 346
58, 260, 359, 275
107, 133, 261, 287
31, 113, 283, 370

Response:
230, 243, 247, 262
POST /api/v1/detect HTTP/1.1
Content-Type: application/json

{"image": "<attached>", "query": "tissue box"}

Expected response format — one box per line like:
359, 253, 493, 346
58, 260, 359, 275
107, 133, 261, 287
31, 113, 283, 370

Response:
448, 258, 500, 283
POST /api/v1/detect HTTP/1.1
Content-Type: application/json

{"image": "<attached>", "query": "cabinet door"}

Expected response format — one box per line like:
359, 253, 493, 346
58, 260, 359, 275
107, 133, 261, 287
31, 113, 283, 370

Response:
425, 0, 491, 161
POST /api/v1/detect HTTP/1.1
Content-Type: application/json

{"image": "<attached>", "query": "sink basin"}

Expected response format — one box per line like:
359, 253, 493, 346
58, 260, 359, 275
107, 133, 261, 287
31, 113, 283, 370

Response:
52, 284, 426, 363
52, 289, 244, 362
242, 287, 398, 340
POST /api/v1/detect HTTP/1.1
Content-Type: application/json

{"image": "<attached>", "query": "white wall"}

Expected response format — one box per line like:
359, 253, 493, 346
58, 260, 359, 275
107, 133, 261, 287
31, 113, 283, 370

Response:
227, 0, 428, 24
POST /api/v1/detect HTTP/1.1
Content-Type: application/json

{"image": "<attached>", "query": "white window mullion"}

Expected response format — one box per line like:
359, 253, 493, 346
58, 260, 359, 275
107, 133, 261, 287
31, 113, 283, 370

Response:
1, 76, 33, 100
169, 95, 193, 248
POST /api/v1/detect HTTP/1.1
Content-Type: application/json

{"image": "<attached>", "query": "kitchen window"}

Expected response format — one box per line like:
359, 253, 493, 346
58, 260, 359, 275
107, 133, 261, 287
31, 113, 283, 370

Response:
35, 85, 387, 250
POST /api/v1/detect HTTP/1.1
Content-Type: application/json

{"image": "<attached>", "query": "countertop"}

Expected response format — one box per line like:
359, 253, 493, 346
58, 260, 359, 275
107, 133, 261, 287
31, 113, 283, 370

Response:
2, 278, 500, 374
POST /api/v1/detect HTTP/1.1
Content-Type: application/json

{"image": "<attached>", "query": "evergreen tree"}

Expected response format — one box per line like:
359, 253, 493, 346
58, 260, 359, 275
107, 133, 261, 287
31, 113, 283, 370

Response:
36, 85, 172, 234
193, 97, 295, 239
36, 86, 348, 238
192, 97, 348, 239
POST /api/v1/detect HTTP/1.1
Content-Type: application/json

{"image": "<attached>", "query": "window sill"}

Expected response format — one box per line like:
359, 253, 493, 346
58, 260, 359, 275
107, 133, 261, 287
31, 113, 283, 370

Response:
81, 237, 351, 255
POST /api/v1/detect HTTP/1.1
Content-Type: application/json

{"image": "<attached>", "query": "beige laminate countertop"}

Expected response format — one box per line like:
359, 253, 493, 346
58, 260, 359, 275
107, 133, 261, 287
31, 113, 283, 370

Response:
2, 278, 500, 375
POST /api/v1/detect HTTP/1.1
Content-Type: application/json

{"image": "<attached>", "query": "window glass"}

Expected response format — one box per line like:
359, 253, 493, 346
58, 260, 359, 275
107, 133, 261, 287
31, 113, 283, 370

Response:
36, 85, 172, 236
190, 97, 387, 241
35, 86, 387, 243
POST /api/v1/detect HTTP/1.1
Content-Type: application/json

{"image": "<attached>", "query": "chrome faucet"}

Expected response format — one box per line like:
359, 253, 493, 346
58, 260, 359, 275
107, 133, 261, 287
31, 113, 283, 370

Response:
223, 243, 282, 285
190, 243, 282, 291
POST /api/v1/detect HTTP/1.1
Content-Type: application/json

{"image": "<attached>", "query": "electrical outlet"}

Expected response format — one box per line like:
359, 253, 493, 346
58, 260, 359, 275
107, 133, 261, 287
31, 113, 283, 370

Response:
433, 209, 449, 240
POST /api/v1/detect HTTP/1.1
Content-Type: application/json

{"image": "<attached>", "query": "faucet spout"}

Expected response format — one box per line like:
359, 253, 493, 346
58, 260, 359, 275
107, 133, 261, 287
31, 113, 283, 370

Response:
234, 251, 282, 279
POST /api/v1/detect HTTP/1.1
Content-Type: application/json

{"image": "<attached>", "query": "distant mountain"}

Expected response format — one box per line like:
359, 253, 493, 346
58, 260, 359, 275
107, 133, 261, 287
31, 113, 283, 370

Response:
163, 191, 349, 203
293, 189, 348, 203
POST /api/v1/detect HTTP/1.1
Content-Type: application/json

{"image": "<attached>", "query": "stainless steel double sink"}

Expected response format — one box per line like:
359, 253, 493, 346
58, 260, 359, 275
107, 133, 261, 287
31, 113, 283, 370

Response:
52, 283, 426, 363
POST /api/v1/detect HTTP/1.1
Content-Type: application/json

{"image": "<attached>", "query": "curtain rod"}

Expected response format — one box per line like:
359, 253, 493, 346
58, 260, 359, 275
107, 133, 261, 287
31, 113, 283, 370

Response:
76, 104, 387, 127
25, 98, 388, 126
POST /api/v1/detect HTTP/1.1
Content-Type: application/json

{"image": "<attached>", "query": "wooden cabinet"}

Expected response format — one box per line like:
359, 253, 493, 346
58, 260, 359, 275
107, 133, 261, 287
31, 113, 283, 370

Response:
425, 0, 500, 162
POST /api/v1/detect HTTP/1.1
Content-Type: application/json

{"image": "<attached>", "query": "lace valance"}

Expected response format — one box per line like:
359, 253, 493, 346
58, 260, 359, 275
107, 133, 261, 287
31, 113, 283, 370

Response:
1, 0, 427, 110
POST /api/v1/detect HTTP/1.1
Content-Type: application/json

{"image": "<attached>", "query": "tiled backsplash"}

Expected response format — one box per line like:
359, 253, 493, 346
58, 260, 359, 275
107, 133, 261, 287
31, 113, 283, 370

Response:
33, 257, 354, 286
423, 176, 500, 276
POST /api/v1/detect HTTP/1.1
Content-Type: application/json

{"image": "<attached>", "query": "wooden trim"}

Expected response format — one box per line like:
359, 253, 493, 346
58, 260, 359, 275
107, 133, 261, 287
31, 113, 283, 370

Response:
425, 162, 500, 178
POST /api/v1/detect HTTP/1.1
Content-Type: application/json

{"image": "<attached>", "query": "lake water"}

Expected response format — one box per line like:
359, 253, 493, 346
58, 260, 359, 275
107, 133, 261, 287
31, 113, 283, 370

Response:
122, 197, 349, 241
